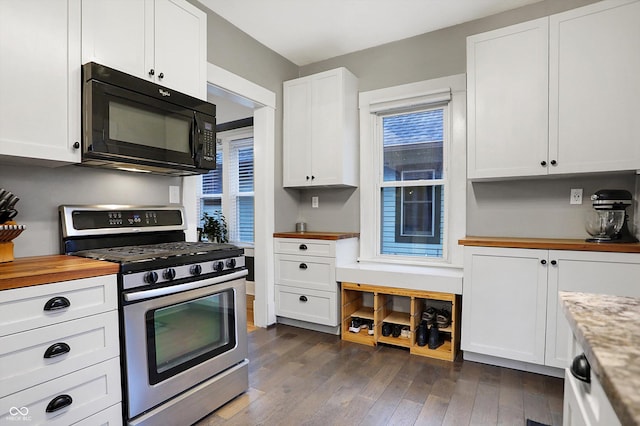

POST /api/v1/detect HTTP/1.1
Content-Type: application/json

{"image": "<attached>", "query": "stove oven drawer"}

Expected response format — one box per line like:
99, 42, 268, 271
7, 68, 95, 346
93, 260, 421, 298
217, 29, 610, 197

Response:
275, 254, 336, 292
0, 357, 121, 425
0, 311, 120, 398
275, 285, 338, 326
0, 275, 118, 337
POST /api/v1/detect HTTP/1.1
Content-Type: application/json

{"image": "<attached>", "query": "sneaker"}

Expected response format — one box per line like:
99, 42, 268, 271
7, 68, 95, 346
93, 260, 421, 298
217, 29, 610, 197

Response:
422, 306, 437, 325
400, 326, 410, 338
436, 309, 451, 328
348, 317, 362, 333
382, 322, 392, 336
392, 324, 402, 338
368, 321, 374, 335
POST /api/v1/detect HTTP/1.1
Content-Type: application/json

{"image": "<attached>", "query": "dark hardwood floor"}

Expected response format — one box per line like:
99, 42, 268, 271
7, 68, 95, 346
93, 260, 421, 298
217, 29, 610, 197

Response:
197, 324, 564, 426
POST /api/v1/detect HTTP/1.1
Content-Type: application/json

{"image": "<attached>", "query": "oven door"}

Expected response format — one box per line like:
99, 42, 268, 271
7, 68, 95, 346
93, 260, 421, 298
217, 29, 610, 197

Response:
122, 271, 248, 419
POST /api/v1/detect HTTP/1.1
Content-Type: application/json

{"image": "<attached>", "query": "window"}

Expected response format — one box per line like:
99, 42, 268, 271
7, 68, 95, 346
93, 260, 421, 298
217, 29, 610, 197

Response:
199, 128, 254, 244
359, 75, 466, 265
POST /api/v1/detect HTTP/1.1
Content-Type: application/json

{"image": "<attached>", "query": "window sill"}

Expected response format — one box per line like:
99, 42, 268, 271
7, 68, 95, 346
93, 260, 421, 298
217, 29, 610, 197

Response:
336, 261, 462, 295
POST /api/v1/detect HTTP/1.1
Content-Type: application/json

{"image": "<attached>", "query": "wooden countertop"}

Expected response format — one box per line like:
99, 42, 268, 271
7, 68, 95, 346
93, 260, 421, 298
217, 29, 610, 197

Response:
458, 236, 640, 253
273, 231, 359, 241
0, 255, 119, 291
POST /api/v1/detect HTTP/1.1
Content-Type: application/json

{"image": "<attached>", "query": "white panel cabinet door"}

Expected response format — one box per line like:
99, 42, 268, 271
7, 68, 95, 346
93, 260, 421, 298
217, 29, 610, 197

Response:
153, 0, 207, 99
0, 0, 81, 165
549, 0, 640, 174
467, 18, 549, 179
283, 78, 313, 187
462, 247, 548, 364
546, 250, 640, 368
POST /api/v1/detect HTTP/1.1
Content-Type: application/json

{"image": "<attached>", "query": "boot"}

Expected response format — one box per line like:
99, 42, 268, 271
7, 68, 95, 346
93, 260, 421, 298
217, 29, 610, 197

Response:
416, 321, 427, 346
428, 323, 442, 349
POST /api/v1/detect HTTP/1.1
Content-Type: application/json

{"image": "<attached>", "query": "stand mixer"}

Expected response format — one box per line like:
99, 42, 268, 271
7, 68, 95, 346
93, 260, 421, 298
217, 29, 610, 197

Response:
585, 189, 638, 243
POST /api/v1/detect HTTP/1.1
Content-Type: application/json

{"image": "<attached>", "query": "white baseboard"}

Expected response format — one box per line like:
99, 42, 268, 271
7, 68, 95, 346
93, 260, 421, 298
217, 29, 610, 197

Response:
463, 351, 564, 378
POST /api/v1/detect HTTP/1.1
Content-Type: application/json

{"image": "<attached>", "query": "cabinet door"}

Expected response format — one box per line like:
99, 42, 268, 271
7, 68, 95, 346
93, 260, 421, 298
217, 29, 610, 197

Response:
283, 78, 313, 187
549, 0, 640, 174
154, 0, 207, 99
81, 0, 148, 78
467, 18, 549, 179
546, 250, 640, 368
0, 0, 81, 165
462, 247, 547, 364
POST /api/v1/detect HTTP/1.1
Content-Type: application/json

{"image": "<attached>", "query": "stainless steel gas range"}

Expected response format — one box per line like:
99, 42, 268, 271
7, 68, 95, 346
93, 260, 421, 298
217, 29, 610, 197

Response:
59, 205, 249, 426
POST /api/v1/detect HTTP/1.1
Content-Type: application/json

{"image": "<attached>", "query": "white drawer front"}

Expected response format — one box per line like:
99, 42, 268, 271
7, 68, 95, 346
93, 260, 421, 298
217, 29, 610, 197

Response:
274, 238, 335, 257
0, 275, 118, 336
0, 311, 120, 397
0, 357, 122, 425
276, 285, 338, 326
72, 403, 122, 426
275, 254, 336, 292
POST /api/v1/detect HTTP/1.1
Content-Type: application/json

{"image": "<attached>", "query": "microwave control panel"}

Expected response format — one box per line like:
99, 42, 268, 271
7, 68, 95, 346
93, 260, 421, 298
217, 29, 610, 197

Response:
202, 121, 215, 161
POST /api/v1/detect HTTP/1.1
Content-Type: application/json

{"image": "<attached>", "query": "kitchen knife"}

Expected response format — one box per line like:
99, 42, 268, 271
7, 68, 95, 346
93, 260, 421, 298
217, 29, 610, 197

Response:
0, 192, 11, 210
6, 195, 19, 210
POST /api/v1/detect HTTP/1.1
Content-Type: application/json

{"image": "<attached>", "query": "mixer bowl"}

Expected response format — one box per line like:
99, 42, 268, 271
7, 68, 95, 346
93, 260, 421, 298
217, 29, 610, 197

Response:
585, 210, 625, 241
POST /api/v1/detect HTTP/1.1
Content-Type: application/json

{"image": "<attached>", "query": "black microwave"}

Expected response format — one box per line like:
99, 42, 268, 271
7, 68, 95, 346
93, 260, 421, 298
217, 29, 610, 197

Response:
81, 62, 216, 176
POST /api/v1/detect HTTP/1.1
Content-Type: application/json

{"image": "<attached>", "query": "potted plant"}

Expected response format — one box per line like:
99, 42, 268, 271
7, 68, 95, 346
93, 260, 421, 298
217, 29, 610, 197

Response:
201, 211, 228, 243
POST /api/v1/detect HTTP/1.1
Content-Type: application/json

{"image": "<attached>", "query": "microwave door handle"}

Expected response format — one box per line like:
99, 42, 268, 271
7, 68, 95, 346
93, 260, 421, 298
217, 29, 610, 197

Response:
191, 113, 198, 159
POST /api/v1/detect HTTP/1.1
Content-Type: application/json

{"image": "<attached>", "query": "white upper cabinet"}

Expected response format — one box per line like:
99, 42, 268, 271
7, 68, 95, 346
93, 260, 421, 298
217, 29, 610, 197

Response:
0, 0, 81, 166
467, 18, 549, 179
82, 0, 207, 100
549, 0, 640, 174
467, 0, 640, 180
283, 68, 359, 188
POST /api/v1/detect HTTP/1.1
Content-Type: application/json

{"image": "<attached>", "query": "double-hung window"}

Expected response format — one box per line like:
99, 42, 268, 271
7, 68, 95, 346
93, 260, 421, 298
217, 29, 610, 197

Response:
199, 128, 254, 244
359, 75, 466, 265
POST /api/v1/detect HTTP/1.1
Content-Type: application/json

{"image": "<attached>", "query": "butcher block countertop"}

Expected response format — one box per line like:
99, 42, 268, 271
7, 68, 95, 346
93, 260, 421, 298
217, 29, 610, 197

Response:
458, 236, 640, 253
0, 255, 119, 291
560, 292, 640, 426
273, 231, 359, 240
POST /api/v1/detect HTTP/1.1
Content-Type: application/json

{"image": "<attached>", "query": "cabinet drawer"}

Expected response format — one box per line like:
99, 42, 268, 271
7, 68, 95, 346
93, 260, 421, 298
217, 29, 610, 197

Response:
276, 285, 338, 326
0, 311, 120, 397
72, 403, 122, 426
275, 254, 335, 292
274, 238, 335, 257
0, 275, 117, 336
0, 357, 121, 425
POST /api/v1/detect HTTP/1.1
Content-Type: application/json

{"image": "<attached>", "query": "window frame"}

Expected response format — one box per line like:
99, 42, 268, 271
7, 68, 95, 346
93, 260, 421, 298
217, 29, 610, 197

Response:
358, 75, 466, 267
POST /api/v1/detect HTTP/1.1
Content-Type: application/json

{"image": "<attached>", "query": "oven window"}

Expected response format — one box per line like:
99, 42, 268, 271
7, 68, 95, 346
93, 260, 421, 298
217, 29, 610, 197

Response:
146, 289, 236, 385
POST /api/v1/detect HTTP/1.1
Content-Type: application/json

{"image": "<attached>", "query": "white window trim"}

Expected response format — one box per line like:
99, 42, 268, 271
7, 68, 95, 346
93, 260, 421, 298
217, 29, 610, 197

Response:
358, 74, 466, 268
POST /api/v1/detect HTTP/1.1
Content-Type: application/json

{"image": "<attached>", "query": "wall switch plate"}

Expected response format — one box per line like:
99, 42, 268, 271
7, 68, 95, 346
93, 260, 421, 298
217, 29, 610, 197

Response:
570, 188, 583, 205
169, 186, 180, 204
311, 196, 319, 208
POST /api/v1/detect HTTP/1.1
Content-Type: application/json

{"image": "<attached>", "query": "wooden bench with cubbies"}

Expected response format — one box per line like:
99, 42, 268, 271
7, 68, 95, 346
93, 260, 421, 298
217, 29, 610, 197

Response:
341, 282, 461, 361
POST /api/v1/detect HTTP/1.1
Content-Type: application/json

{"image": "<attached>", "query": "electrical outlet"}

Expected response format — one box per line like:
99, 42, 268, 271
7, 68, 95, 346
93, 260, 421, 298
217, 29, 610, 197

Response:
570, 188, 583, 205
311, 196, 319, 208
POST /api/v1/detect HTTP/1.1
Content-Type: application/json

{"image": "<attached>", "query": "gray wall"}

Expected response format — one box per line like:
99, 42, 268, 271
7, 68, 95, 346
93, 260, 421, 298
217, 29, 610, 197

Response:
294, 0, 636, 239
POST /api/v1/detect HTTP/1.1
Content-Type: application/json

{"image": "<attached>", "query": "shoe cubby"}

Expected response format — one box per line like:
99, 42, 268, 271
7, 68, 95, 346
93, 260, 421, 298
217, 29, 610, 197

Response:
341, 282, 461, 361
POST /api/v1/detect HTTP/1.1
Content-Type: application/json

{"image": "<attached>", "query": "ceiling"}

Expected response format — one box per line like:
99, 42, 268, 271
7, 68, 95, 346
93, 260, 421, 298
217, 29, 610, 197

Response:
197, 0, 543, 66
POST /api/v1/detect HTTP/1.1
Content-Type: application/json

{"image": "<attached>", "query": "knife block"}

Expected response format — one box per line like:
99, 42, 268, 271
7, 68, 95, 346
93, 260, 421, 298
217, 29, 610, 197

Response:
0, 220, 20, 263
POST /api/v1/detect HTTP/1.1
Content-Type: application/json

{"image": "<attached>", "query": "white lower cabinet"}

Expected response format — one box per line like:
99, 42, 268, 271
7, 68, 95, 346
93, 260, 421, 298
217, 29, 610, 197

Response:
274, 236, 358, 330
462, 247, 547, 364
462, 247, 640, 369
0, 275, 121, 425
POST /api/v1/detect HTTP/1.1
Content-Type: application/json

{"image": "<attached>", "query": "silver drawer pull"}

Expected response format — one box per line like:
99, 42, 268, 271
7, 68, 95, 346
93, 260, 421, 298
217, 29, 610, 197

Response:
299, 263, 308, 270
44, 342, 71, 359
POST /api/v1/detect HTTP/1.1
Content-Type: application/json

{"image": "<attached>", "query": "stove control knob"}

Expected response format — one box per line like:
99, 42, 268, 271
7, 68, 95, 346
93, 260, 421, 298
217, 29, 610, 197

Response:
214, 261, 224, 272
226, 258, 236, 269
190, 264, 202, 276
163, 268, 176, 280
144, 271, 159, 284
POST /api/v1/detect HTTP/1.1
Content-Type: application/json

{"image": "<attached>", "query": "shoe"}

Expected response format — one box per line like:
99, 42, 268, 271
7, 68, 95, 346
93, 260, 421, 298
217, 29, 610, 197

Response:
428, 324, 443, 349
392, 324, 402, 338
436, 309, 451, 328
422, 306, 437, 325
382, 322, 392, 336
400, 326, 410, 338
416, 322, 427, 346
368, 321, 374, 335
349, 317, 362, 333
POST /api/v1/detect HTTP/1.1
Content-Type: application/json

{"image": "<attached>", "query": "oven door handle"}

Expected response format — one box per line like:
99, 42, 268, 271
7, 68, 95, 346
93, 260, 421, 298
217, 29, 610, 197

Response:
124, 269, 248, 302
